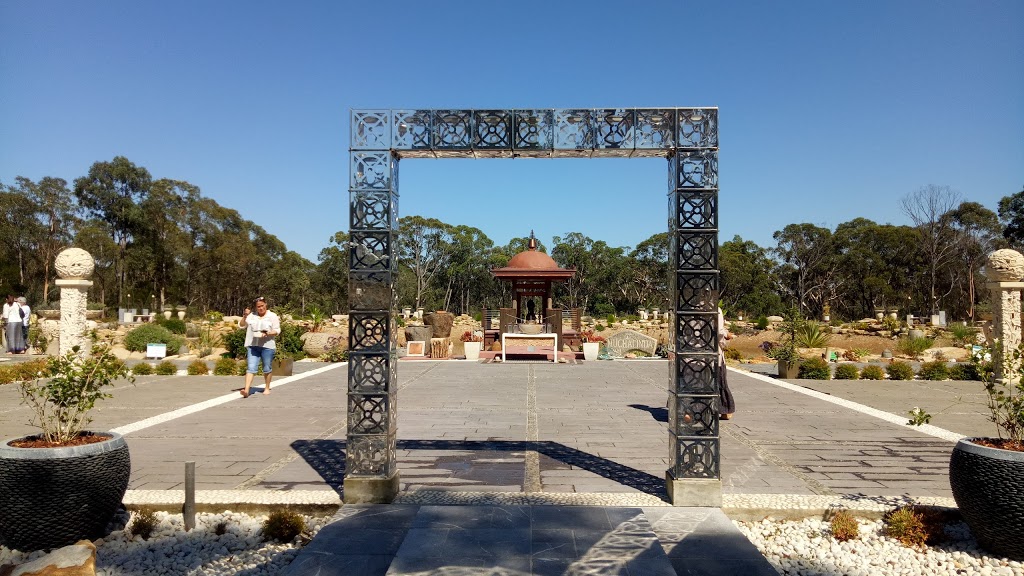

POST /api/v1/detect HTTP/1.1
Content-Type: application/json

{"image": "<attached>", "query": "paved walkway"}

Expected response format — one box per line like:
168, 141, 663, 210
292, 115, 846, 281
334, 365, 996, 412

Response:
1, 359, 990, 574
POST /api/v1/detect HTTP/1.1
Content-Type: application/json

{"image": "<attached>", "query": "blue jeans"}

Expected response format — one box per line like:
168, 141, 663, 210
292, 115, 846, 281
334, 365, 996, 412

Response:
246, 346, 275, 374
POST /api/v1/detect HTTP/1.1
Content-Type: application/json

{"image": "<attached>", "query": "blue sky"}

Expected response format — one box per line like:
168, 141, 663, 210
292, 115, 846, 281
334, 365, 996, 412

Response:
1, 1, 1021, 262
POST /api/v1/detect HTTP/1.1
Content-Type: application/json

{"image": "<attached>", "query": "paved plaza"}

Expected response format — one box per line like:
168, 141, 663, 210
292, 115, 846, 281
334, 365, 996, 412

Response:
0, 358, 990, 574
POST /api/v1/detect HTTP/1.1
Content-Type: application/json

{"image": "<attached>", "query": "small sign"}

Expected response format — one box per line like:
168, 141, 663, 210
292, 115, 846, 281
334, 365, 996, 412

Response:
146, 343, 167, 359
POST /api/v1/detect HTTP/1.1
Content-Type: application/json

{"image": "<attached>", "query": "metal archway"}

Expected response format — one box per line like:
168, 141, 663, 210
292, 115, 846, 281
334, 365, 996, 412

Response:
346, 108, 720, 505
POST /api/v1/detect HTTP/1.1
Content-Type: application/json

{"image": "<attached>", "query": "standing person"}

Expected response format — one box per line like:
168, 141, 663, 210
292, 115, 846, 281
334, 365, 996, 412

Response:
718, 307, 737, 420
18, 297, 30, 353
1, 295, 12, 351
5, 296, 26, 354
239, 297, 281, 398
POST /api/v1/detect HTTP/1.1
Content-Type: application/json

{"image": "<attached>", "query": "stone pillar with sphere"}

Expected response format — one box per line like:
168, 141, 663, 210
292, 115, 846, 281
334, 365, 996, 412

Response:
985, 249, 1024, 383
54, 248, 95, 356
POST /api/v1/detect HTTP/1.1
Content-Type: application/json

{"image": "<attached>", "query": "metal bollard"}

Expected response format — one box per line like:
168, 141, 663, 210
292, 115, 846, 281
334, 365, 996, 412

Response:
183, 461, 196, 531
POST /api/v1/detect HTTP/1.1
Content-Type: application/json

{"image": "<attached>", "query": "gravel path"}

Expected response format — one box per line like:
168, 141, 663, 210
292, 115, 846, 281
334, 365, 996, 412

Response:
736, 517, 1024, 576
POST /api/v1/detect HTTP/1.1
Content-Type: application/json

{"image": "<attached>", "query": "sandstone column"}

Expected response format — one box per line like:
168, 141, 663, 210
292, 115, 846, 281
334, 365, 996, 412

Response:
985, 249, 1024, 382
54, 248, 95, 356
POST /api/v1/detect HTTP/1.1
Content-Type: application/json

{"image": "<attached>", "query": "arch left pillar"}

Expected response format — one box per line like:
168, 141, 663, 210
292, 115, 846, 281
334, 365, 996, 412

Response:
344, 111, 400, 503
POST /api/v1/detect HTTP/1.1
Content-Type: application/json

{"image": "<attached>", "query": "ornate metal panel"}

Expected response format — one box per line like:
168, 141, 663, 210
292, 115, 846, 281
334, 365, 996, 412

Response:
351, 110, 391, 150
392, 110, 432, 151
346, 434, 397, 477
348, 312, 395, 353
668, 435, 719, 478
674, 232, 718, 270
676, 273, 718, 312
593, 108, 635, 156
432, 109, 473, 152
513, 109, 554, 156
350, 191, 398, 231
351, 152, 397, 190
674, 151, 719, 189
552, 109, 594, 157
349, 271, 396, 311
635, 109, 676, 151
349, 231, 394, 272
675, 312, 718, 354
671, 355, 719, 395
348, 352, 398, 394
670, 191, 717, 230
473, 110, 512, 151
669, 394, 719, 436
348, 392, 397, 435
677, 108, 718, 149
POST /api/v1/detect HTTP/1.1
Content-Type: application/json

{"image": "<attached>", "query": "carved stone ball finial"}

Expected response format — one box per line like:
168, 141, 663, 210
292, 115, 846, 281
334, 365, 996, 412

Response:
985, 249, 1024, 282
55, 247, 95, 279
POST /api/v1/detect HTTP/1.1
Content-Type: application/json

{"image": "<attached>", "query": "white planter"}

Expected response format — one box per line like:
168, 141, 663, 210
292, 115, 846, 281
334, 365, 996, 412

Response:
583, 342, 600, 361
464, 341, 481, 361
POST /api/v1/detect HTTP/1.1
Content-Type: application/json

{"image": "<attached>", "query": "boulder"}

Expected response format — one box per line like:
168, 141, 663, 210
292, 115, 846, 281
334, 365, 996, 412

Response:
405, 325, 433, 344
300, 332, 345, 356
423, 311, 454, 338
766, 316, 784, 323
7, 539, 96, 576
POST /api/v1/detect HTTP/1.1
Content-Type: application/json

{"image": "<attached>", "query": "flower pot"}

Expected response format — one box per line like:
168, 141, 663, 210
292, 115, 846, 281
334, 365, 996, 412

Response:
777, 359, 799, 379
163, 310, 173, 320
464, 341, 481, 361
177, 310, 186, 321
583, 342, 600, 361
0, 431, 130, 551
949, 438, 1024, 560
271, 357, 294, 377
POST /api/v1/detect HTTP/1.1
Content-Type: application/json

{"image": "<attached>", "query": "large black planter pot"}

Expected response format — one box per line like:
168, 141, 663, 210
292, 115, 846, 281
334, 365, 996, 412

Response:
0, 431, 130, 552
949, 438, 1024, 560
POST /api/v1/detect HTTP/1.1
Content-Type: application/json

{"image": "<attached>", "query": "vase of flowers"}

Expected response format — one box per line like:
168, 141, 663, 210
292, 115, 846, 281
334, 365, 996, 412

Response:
460, 330, 483, 361
580, 329, 606, 361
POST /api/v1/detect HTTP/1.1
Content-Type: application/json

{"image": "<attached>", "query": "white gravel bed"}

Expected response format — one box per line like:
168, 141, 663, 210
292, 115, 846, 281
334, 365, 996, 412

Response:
736, 517, 1024, 576
0, 510, 329, 576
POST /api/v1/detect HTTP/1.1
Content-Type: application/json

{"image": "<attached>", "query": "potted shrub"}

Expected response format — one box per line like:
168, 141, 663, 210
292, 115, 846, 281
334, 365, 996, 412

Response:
580, 329, 605, 361
946, 344, 1023, 560
0, 345, 133, 551
763, 309, 804, 379
460, 330, 483, 361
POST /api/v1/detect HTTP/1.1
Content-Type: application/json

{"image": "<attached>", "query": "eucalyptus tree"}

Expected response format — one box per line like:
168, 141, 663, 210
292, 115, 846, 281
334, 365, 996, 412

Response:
628, 232, 669, 309
0, 184, 37, 294
901, 185, 961, 314
313, 231, 349, 314
73, 157, 152, 305
947, 201, 1001, 320
719, 235, 782, 318
439, 225, 495, 314
550, 232, 624, 313
772, 223, 839, 317
997, 186, 1024, 248
138, 179, 196, 310
18, 177, 79, 303
397, 216, 455, 310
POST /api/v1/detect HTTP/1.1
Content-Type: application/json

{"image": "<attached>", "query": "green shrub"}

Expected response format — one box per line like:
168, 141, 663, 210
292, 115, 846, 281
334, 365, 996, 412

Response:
887, 361, 915, 381
883, 506, 927, 547
132, 362, 154, 376
124, 324, 184, 354
185, 323, 201, 338
833, 363, 860, 380
595, 324, 606, 332
207, 311, 224, 323
155, 361, 177, 375
948, 362, 982, 381
798, 357, 831, 379
277, 323, 308, 358
724, 347, 741, 361
828, 509, 860, 542
896, 336, 933, 359
860, 365, 885, 380
795, 323, 830, 348
320, 346, 349, 363
236, 359, 249, 376
214, 357, 238, 375
755, 316, 769, 330
261, 510, 306, 543
222, 328, 247, 359
917, 361, 949, 381
606, 313, 616, 324
187, 360, 209, 375
0, 359, 49, 385
129, 510, 159, 540
948, 323, 977, 346
881, 316, 901, 333
156, 317, 186, 334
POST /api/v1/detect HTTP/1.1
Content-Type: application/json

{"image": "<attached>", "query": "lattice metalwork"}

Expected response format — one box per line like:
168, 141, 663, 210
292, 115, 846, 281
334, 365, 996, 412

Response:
670, 191, 717, 230
669, 436, 719, 479
669, 395, 719, 437
348, 105, 720, 501
672, 355, 719, 395
346, 434, 397, 477
351, 191, 398, 231
348, 352, 398, 394
348, 393, 397, 435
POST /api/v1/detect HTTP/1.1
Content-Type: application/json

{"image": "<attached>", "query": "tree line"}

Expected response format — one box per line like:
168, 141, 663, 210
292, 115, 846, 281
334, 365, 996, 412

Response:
2, 158, 1021, 323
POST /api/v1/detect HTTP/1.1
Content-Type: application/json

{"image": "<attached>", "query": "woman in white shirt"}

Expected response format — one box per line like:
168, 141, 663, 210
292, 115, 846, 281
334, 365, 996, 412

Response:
5, 297, 27, 354
238, 297, 281, 398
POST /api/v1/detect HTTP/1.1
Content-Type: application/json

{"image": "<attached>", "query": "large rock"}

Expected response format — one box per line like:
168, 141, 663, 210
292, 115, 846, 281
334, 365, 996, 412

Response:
423, 311, 454, 338
300, 332, 345, 356
606, 329, 658, 357
405, 325, 433, 344
6, 539, 96, 575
